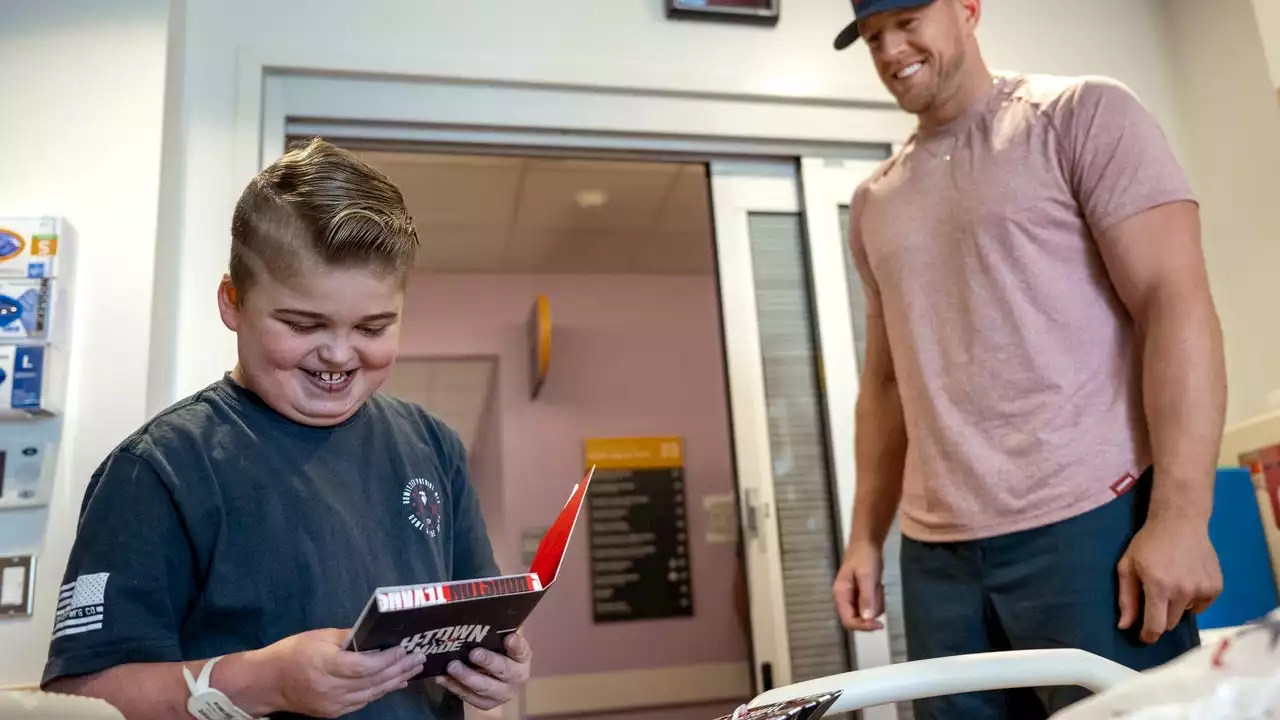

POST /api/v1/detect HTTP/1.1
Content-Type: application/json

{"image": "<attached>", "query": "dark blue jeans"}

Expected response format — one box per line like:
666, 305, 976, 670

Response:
900, 470, 1200, 719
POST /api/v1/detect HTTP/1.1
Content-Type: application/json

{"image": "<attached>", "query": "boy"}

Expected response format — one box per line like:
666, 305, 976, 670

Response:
41, 139, 531, 719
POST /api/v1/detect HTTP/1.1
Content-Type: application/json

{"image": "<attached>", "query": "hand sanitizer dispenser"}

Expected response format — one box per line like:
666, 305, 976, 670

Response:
0, 418, 59, 508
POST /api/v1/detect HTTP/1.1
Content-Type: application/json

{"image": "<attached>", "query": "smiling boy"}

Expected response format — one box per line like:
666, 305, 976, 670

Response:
41, 138, 530, 719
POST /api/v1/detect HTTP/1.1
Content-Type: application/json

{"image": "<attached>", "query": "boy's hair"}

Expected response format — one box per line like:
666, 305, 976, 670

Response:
229, 137, 418, 293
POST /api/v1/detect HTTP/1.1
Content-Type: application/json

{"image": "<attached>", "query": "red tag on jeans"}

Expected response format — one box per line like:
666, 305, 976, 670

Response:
1111, 472, 1137, 496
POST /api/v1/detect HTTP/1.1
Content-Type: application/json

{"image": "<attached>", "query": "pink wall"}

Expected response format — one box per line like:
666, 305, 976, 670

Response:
400, 272, 751, 685
466, 366, 509, 569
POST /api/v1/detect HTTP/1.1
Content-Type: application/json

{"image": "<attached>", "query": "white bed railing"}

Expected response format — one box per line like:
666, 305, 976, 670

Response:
749, 649, 1142, 714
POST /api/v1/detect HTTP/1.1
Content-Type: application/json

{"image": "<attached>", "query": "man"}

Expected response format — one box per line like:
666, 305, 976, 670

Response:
828, 0, 1227, 717
42, 138, 529, 719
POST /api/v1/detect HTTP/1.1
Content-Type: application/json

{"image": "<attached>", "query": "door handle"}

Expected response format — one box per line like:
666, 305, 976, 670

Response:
743, 487, 771, 539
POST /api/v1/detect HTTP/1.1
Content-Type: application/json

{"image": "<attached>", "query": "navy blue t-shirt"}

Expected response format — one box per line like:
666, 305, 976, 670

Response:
41, 374, 499, 720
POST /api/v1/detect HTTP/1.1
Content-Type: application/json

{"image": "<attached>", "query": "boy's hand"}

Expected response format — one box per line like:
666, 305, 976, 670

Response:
258, 628, 425, 718
435, 632, 533, 711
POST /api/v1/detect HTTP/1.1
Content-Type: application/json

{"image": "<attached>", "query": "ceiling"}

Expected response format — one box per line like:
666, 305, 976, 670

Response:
379, 358, 495, 452
353, 150, 716, 275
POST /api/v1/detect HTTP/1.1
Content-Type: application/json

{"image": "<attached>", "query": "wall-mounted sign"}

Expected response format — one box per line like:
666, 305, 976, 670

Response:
666, 0, 780, 26
585, 437, 693, 623
527, 294, 551, 399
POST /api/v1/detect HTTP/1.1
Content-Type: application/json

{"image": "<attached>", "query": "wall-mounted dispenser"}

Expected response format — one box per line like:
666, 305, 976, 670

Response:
0, 217, 70, 509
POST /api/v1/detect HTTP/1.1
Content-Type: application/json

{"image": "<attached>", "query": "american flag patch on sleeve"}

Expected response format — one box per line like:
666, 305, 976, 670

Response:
52, 573, 109, 639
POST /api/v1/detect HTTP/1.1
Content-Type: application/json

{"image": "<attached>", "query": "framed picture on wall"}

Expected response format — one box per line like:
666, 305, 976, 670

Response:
666, 0, 780, 27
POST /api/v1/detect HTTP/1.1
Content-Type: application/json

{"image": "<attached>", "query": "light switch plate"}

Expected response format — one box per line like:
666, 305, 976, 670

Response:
0, 555, 36, 618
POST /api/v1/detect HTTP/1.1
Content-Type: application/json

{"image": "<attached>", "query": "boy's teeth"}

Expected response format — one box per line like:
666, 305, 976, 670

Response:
316, 371, 348, 383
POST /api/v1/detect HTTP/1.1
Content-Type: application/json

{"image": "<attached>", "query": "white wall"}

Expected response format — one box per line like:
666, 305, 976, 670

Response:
0, 0, 173, 687
147, 0, 188, 420
1252, 0, 1280, 88
1166, 0, 1280, 426
156, 0, 1192, 408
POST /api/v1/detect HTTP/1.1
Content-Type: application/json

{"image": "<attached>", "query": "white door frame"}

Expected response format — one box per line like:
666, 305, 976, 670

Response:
240, 54, 913, 175
799, 157, 879, 547
708, 159, 804, 693
245, 61, 909, 713
165, 51, 911, 406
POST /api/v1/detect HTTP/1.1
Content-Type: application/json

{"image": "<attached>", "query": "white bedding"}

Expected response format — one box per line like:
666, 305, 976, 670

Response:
1054, 610, 1280, 719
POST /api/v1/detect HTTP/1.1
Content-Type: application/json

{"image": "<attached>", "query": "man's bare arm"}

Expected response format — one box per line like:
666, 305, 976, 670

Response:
834, 312, 908, 632
1097, 200, 1225, 527
1095, 199, 1226, 642
850, 312, 908, 550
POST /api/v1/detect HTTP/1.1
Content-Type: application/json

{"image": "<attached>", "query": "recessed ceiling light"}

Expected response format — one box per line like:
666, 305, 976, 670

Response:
575, 189, 609, 208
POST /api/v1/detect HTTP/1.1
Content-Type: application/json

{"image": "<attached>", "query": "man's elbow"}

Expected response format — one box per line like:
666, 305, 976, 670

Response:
860, 362, 898, 397
857, 369, 902, 423
1138, 279, 1221, 335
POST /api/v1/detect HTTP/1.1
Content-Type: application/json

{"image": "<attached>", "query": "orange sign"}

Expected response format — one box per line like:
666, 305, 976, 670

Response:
31, 234, 57, 256
584, 437, 684, 470
528, 294, 551, 399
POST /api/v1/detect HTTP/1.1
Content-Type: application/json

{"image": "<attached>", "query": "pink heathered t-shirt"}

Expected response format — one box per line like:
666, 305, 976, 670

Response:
849, 72, 1197, 542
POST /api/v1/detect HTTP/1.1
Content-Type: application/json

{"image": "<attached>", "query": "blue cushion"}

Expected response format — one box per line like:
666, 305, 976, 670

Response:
1198, 467, 1279, 629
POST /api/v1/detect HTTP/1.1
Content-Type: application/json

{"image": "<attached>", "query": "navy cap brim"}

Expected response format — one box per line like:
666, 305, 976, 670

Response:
834, 0, 937, 51
834, 21, 860, 50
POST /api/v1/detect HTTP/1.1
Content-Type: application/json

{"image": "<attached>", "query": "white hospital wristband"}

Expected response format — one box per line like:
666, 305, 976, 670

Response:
182, 655, 267, 720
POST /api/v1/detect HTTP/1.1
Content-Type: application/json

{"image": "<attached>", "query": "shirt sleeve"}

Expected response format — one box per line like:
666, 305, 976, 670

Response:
443, 433, 500, 581
1058, 76, 1197, 235
41, 450, 197, 687
847, 183, 882, 318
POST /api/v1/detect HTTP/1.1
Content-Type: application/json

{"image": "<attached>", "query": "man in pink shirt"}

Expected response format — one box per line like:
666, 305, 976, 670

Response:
828, 0, 1227, 717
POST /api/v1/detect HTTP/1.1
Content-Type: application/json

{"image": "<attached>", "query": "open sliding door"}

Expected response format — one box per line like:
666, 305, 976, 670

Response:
710, 159, 800, 695
711, 156, 904, 720
712, 159, 900, 720
801, 157, 907, 720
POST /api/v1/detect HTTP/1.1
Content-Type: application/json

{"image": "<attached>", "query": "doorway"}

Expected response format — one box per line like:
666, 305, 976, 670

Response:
353, 148, 752, 720
276, 129, 904, 718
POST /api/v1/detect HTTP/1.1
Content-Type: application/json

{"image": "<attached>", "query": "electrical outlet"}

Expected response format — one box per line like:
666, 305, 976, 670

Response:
0, 555, 35, 618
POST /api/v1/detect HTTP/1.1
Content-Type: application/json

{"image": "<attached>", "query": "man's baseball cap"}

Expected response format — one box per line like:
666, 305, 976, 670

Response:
834, 0, 935, 50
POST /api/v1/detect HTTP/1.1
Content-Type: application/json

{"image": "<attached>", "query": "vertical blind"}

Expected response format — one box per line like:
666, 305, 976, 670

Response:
745, 212, 851, 686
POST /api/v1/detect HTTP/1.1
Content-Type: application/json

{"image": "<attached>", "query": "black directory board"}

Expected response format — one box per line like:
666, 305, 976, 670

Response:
585, 438, 694, 623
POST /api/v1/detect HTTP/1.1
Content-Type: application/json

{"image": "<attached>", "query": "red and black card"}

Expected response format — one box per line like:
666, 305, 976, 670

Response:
342, 468, 594, 678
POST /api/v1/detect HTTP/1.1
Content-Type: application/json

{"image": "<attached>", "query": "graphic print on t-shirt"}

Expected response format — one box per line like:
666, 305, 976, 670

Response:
52, 572, 109, 639
402, 477, 443, 538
